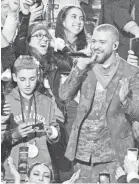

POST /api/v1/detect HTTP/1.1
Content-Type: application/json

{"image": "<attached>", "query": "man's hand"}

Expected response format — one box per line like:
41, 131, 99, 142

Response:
124, 155, 139, 174
45, 126, 53, 137
8, 0, 20, 13
132, 121, 139, 141
119, 78, 129, 104
45, 126, 58, 140
1, 101, 11, 124
13, 123, 33, 139
76, 53, 97, 70
22, 0, 35, 15
30, 3, 44, 22
50, 37, 65, 52
115, 167, 126, 180
127, 50, 139, 67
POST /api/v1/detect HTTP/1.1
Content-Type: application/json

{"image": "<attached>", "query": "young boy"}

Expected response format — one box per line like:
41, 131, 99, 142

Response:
3, 55, 60, 181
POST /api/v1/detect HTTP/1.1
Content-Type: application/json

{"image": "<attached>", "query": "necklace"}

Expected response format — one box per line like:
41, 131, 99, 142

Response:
18, 89, 39, 158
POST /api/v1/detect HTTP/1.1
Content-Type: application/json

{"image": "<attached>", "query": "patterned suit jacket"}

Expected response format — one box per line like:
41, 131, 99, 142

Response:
59, 57, 139, 164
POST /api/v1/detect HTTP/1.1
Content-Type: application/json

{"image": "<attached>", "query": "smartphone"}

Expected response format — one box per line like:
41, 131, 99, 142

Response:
69, 52, 90, 58
18, 147, 28, 174
127, 148, 138, 162
130, 37, 139, 57
99, 172, 110, 183
32, 123, 44, 131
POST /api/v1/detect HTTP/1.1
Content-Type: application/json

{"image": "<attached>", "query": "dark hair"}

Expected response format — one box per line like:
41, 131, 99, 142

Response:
95, 24, 119, 42
27, 163, 53, 181
55, 6, 87, 51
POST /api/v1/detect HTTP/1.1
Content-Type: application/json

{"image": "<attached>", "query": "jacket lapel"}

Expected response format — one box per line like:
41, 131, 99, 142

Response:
105, 59, 124, 113
76, 69, 97, 126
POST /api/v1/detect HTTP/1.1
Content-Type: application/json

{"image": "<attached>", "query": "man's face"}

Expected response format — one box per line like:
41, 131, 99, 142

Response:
29, 29, 50, 55
91, 30, 116, 64
13, 69, 38, 96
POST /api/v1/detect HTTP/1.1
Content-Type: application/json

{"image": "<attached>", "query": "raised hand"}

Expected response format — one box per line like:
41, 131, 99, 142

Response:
127, 50, 139, 67
22, 0, 35, 15
124, 155, 139, 174
115, 167, 125, 180
1, 101, 11, 124
8, 157, 20, 184
30, 3, 44, 22
119, 78, 129, 104
8, 0, 20, 13
76, 53, 97, 70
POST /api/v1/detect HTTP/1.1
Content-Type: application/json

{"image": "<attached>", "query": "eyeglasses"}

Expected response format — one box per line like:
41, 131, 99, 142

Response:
31, 34, 50, 41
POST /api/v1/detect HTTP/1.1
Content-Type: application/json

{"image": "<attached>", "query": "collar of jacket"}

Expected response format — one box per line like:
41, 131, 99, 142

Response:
8, 87, 42, 102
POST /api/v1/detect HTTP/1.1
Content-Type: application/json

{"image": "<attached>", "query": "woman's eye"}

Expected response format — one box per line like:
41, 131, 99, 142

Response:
80, 17, 84, 21
71, 15, 76, 19
33, 173, 39, 176
44, 175, 50, 178
30, 78, 35, 81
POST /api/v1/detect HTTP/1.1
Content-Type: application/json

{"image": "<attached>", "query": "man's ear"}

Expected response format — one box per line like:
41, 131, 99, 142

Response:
113, 41, 119, 51
12, 73, 17, 82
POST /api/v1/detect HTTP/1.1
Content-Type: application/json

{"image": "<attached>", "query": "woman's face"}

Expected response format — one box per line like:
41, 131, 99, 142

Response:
29, 29, 50, 55
62, 7, 85, 36
29, 164, 51, 184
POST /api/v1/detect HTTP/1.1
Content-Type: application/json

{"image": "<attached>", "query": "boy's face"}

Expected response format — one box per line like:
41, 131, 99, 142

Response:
13, 69, 38, 96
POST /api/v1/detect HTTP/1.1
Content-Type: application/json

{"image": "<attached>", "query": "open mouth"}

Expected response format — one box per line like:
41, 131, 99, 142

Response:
40, 44, 47, 48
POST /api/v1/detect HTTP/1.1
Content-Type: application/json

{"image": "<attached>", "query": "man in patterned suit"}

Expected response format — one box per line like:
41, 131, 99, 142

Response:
59, 24, 139, 183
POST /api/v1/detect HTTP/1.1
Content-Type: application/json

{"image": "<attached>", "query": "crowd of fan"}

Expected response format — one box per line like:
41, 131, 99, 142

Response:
1, 0, 139, 183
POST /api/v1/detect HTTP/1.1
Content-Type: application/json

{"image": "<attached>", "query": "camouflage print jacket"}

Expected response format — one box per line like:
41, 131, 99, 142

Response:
59, 57, 139, 164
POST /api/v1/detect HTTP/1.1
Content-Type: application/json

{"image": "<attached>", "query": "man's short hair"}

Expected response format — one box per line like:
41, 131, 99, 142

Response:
13, 55, 40, 74
94, 24, 119, 41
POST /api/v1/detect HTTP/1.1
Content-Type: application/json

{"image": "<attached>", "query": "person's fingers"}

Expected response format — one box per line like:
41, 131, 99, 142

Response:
21, 129, 33, 137
128, 50, 135, 55
128, 54, 138, 60
21, 126, 33, 133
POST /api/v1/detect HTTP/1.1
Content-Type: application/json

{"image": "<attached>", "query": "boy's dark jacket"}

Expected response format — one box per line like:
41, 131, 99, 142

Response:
4, 87, 60, 180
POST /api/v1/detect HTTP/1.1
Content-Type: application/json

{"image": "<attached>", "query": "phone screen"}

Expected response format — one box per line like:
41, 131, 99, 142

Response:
127, 148, 138, 162
99, 173, 110, 183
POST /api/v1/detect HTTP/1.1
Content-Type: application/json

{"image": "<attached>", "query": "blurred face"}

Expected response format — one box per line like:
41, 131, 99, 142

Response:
29, 164, 51, 184
91, 30, 116, 64
13, 69, 38, 97
1, 0, 20, 25
29, 29, 50, 55
63, 7, 84, 36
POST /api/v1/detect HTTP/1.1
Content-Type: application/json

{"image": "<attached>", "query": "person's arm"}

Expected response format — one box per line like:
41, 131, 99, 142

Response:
1, 33, 16, 71
59, 55, 97, 102
8, 157, 21, 184
2, 0, 19, 43
124, 155, 139, 183
110, 0, 139, 37
46, 100, 60, 144
13, 0, 33, 58
119, 71, 139, 122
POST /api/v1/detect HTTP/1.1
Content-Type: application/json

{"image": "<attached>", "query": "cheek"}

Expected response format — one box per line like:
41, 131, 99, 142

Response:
44, 177, 51, 183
